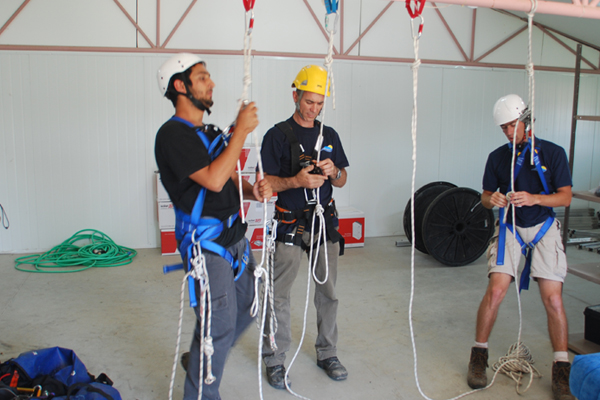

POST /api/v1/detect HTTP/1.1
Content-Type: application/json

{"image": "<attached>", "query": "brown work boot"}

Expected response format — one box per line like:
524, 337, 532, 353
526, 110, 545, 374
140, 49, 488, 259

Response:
552, 361, 575, 400
467, 347, 488, 389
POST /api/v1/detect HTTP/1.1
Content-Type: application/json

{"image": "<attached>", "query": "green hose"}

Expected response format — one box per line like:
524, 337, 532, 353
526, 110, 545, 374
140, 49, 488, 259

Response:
14, 229, 138, 273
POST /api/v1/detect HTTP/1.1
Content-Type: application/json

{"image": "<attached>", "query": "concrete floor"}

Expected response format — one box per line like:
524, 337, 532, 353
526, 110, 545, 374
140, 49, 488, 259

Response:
1, 236, 598, 400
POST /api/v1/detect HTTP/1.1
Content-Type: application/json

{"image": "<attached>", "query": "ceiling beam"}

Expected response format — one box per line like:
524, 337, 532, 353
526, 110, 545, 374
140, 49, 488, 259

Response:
397, 0, 600, 19
0, 0, 32, 38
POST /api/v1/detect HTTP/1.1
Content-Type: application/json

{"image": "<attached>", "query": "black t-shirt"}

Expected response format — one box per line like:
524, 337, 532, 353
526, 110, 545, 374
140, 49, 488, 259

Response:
154, 117, 246, 247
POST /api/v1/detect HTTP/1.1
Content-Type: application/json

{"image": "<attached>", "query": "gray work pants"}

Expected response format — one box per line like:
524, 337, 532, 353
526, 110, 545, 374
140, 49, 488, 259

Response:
183, 238, 256, 400
262, 239, 340, 367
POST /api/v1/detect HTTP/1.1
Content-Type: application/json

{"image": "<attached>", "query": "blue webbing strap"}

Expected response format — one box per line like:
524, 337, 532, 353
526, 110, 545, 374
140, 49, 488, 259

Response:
324, 0, 339, 14
506, 216, 555, 292
162, 117, 247, 307
496, 139, 553, 291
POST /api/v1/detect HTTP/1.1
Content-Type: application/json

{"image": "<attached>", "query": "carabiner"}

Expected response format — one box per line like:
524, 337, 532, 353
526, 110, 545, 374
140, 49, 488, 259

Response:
245, 9, 255, 34
325, 12, 339, 34
410, 15, 425, 39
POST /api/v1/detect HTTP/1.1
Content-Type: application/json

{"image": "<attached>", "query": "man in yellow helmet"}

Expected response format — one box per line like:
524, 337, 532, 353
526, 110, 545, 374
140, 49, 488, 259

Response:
259, 65, 350, 388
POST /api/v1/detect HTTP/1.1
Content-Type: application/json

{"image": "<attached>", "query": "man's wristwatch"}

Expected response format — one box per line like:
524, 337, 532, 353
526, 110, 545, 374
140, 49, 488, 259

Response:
332, 168, 342, 180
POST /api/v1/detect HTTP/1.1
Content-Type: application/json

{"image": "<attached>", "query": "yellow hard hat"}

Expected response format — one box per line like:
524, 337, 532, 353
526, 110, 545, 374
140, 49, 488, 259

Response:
291, 65, 330, 96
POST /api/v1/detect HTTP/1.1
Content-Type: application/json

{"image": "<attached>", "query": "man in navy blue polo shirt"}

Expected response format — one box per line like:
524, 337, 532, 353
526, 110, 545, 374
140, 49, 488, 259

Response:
467, 94, 574, 400
259, 65, 350, 389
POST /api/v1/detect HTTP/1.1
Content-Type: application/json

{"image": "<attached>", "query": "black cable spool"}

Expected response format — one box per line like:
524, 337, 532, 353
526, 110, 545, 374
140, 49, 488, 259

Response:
421, 187, 495, 266
403, 182, 457, 254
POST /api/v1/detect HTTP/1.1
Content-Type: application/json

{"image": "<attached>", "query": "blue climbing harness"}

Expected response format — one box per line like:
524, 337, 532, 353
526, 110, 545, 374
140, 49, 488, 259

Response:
163, 116, 249, 308
496, 139, 554, 292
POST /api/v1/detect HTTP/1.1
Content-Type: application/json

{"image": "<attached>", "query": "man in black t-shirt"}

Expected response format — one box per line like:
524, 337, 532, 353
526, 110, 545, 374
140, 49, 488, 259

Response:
154, 53, 272, 400
260, 65, 349, 389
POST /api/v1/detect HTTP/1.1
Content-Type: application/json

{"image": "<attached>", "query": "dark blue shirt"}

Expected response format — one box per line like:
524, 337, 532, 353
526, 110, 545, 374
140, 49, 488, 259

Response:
260, 117, 349, 234
482, 138, 572, 228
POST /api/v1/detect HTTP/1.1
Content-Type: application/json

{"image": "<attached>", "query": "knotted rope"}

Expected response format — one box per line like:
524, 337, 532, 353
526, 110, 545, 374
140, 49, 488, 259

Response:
168, 242, 215, 400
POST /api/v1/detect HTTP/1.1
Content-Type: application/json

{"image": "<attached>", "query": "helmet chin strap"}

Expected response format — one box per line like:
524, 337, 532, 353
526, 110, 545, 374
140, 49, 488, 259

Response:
183, 80, 212, 115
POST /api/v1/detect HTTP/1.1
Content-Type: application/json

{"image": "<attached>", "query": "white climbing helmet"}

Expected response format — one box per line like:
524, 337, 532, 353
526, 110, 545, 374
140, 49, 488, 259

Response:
157, 53, 205, 97
493, 94, 527, 126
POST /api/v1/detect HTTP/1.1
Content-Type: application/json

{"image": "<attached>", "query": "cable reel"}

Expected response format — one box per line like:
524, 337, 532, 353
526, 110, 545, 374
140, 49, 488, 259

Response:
404, 182, 495, 266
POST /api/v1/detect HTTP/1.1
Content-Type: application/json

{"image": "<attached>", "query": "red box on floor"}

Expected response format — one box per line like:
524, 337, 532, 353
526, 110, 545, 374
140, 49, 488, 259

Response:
245, 225, 264, 250
337, 207, 365, 248
160, 230, 179, 255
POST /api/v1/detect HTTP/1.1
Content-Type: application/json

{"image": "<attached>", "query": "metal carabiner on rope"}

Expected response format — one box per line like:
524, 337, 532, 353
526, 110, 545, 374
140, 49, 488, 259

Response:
325, 12, 339, 34
406, 0, 426, 38
410, 15, 424, 40
243, 0, 255, 33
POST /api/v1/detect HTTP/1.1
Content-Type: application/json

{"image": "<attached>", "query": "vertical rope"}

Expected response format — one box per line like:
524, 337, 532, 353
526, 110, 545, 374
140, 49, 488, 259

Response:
405, 9, 532, 400
284, 10, 338, 400
526, 0, 537, 163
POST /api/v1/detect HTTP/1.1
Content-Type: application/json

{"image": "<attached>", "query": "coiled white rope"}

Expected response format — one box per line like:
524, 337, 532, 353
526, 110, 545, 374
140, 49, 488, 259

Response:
492, 342, 542, 393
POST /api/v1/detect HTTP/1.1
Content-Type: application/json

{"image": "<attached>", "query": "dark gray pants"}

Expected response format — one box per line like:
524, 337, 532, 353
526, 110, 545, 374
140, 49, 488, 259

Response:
183, 238, 256, 400
262, 239, 340, 367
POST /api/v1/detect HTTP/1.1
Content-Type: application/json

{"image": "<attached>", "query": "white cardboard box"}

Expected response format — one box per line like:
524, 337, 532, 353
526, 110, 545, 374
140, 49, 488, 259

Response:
158, 201, 176, 230
337, 206, 365, 248
242, 199, 276, 225
155, 172, 170, 202
236, 146, 259, 174
245, 224, 264, 250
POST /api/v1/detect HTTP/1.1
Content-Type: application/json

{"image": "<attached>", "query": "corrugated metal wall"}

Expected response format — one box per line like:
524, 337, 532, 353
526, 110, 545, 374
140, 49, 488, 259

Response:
1, 51, 598, 252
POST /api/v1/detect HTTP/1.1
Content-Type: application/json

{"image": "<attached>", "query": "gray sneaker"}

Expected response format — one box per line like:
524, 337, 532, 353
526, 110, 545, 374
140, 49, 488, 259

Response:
552, 361, 575, 400
467, 347, 488, 389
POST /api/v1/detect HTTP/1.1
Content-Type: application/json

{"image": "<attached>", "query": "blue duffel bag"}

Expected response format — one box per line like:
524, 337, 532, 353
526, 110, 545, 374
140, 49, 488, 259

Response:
0, 347, 120, 400
570, 352, 600, 400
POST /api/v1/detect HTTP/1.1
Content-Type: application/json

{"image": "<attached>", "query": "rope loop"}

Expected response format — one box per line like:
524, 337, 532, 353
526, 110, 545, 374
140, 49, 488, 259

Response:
406, 0, 426, 19
527, 0, 538, 16
243, 0, 255, 12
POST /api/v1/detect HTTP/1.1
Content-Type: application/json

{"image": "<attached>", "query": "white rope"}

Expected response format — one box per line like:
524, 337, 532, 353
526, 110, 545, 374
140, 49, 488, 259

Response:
236, 7, 281, 400
283, 239, 314, 400
491, 1, 541, 390
167, 243, 215, 400
492, 342, 542, 393
168, 268, 192, 400
405, 14, 537, 400
527, 0, 537, 163
283, 11, 338, 400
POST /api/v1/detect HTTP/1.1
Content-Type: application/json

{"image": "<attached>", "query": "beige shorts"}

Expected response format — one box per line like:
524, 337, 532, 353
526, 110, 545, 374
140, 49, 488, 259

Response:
486, 218, 567, 283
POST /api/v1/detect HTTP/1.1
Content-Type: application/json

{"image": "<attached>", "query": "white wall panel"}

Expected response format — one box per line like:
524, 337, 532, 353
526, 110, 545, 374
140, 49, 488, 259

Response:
0, 0, 137, 47
0, 51, 599, 252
